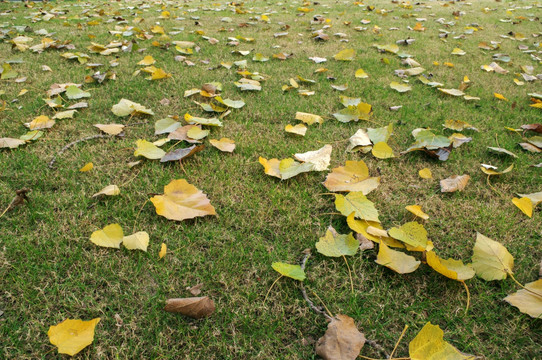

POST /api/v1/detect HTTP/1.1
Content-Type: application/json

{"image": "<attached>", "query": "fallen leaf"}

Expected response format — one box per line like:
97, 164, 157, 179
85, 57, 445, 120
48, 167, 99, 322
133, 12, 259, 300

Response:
487, 146, 517, 158
315, 314, 365, 360
150, 179, 216, 221
406, 205, 429, 220
25, 115, 55, 130
333, 48, 355, 61
259, 157, 281, 179
295, 112, 323, 125
79, 162, 93, 172
371, 142, 394, 159
123, 231, 149, 251
390, 81, 412, 93
294, 145, 332, 171
92, 185, 120, 197
409, 322, 474, 360
111, 98, 154, 117
210, 138, 236, 152
316, 228, 358, 257
94, 123, 124, 135
160, 145, 204, 163
48, 318, 100, 356
0, 138, 26, 149
504, 279, 542, 318
472, 233, 514, 281
516, 191, 542, 206
426, 251, 475, 281
159, 243, 167, 259
335, 192, 380, 222
375, 242, 420, 274
323, 160, 380, 194
90, 223, 123, 248
188, 283, 203, 296
440, 175, 470, 192
388, 222, 430, 251
272, 262, 306, 280
134, 139, 166, 160
355, 68, 368, 78
164, 297, 215, 318
512, 197, 533, 218
419, 168, 432, 179
285, 124, 307, 136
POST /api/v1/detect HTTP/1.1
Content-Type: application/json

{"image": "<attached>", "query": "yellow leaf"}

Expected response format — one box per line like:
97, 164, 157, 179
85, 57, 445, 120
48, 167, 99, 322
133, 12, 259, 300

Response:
285, 124, 307, 136
323, 160, 380, 194
480, 164, 513, 176
48, 318, 100, 356
159, 243, 167, 259
346, 213, 404, 248
390, 81, 412, 93
333, 48, 355, 61
278, 158, 314, 179
94, 123, 124, 135
92, 185, 120, 197
471, 232, 514, 281
0, 138, 25, 149
409, 322, 474, 360
25, 115, 55, 130
494, 93, 508, 101
451, 48, 466, 55
149, 68, 171, 80
504, 279, 542, 318
512, 197, 533, 218
517, 191, 542, 206
438, 88, 464, 96
111, 98, 154, 117
419, 168, 432, 179
406, 205, 429, 220
295, 111, 323, 125
426, 251, 475, 281
210, 138, 236, 152
259, 157, 281, 179
335, 192, 380, 222
123, 231, 149, 251
388, 222, 430, 251
375, 242, 420, 274
316, 228, 358, 257
90, 223, 123, 248
355, 68, 368, 78
372, 142, 394, 158
186, 126, 210, 140
79, 162, 93, 172
134, 139, 166, 160
150, 179, 216, 221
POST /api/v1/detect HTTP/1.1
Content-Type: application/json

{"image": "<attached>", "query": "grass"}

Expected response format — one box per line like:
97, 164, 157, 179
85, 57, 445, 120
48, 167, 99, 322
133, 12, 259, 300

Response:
0, 0, 541, 358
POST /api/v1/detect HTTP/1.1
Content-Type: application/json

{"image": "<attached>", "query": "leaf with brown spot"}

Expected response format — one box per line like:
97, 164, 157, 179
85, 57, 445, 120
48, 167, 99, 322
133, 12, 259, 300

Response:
160, 145, 204, 163
164, 296, 215, 319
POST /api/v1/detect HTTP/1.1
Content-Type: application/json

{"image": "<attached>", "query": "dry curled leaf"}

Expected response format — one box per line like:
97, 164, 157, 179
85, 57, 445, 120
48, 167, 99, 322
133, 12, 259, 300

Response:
315, 314, 365, 360
440, 175, 470, 193
164, 296, 215, 319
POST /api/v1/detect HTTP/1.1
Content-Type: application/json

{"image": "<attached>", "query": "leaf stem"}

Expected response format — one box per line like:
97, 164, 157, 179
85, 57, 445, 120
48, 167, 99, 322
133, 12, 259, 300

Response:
389, 325, 408, 359
508, 272, 542, 299
342, 255, 354, 293
461, 280, 470, 314
312, 290, 333, 318
264, 275, 282, 303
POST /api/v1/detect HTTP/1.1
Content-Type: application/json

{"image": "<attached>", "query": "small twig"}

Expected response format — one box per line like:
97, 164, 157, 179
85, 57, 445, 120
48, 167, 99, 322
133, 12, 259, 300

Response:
312, 290, 333, 318
364, 339, 391, 359
299, 251, 332, 320
48, 134, 109, 169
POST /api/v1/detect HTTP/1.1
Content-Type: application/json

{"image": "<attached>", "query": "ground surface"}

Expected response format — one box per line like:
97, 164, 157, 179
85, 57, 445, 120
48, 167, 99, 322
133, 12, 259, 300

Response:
0, 0, 541, 359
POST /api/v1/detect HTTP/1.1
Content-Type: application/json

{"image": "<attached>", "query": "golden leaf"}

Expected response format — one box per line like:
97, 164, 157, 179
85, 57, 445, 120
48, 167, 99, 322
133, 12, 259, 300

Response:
48, 318, 100, 356
210, 138, 236, 152
409, 322, 474, 360
375, 242, 420, 274
323, 160, 380, 194
419, 168, 432, 179
512, 197, 533, 218
426, 251, 475, 281
372, 142, 394, 158
335, 192, 380, 222
134, 139, 166, 160
159, 243, 167, 259
406, 205, 429, 220
504, 279, 542, 318
90, 223, 123, 248
123, 231, 149, 251
150, 179, 216, 221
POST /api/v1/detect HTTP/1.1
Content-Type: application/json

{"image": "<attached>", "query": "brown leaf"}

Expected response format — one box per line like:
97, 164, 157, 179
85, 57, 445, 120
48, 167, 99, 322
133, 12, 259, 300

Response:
160, 145, 204, 163
2, 188, 30, 214
167, 125, 202, 143
440, 175, 470, 193
521, 124, 542, 134
315, 314, 365, 360
164, 296, 215, 319
187, 283, 204, 296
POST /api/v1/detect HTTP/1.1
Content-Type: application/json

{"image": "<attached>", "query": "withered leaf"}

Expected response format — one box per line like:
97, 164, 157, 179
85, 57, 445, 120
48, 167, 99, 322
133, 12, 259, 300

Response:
164, 296, 215, 319
315, 314, 365, 360
440, 175, 470, 193
160, 145, 204, 163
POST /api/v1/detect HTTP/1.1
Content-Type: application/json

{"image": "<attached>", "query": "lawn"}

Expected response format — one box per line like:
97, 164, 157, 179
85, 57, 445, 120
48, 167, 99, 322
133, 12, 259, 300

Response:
0, 0, 541, 358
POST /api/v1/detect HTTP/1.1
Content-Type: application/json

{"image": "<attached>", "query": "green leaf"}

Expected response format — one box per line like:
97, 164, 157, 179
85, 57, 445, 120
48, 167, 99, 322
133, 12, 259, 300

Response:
316, 228, 358, 257
65, 85, 91, 100
335, 192, 380, 222
272, 262, 306, 281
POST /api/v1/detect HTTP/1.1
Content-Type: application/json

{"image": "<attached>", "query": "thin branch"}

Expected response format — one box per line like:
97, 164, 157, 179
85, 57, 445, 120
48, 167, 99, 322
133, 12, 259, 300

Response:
299, 251, 332, 320
389, 325, 408, 359
48, 134, 109, 169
